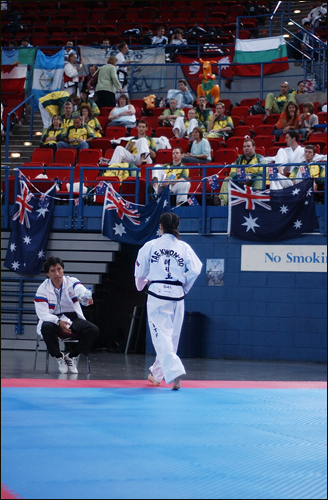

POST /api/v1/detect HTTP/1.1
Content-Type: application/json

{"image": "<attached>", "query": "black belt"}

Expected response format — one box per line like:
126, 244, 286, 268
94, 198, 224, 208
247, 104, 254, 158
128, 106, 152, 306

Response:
146, 280, 185, 301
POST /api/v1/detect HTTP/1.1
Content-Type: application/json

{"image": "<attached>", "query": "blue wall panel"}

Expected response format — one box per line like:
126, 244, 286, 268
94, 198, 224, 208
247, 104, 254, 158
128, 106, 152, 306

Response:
145, 234, 327, 363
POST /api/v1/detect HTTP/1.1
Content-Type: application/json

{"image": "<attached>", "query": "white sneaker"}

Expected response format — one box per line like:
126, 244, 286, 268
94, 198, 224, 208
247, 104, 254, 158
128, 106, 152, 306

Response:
64, 354, 78, 374
56, 353, 68, 374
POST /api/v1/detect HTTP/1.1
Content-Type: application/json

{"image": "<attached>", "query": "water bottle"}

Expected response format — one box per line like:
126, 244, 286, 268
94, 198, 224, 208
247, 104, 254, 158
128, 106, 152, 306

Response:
80, 285, 92, 306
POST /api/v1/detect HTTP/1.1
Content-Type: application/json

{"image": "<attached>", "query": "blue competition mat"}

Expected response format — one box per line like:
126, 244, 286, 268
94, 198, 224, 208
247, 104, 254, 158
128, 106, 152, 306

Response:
1, 387, 327, 499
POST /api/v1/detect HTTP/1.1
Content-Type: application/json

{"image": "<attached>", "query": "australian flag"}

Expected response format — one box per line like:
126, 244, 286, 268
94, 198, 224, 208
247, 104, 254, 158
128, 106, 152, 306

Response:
102, 183, 171, 245
4, 178, 56, 275
228, 179, 318, 241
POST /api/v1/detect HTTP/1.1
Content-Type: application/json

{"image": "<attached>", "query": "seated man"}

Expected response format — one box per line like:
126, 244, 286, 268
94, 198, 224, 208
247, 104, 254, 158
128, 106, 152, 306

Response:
61, 101, 74, 130
205, 102, 234, 139
194, 95, 213, 130
106, 120, 157, 166
56, 114, 96, 152
266, 130, 304, 175
34, 256, 99, 374
173, 108, 203, 139
150, 147, 191, 204
265, 81, 296, 116
167, 79, 194, 109
151, 26, 168, 46
289, 144, 325, 189
217, 137, 267, 206
158, 98, 185, 128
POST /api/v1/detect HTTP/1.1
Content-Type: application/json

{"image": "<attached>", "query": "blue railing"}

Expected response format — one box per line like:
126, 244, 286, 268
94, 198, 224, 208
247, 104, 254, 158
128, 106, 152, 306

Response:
4, 94, 35, 163
2, 163, 326, 235
1, 277, 43, 334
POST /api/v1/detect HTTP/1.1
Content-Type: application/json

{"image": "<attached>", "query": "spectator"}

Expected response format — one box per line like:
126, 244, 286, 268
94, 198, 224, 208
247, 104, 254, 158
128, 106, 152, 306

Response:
95, 56, 121, 109
40, 115, 64, 154
289, 144, 325, 188
19, 37, 33, 47
149, 147, 191, 204
166, 28, 187, 61
292, 21, 312, 60
64, 53, 83, 96
64, 40, 76, 61
107, 94, 136, 129
61, 101, 74, 129
205, 102, 234, 139
56, 114, 96, 152
105, 120, 156, 166
264, 81, 296, 116
298, 102, 319, 140
80, 104, 103, 137
273, 101, 300, 140
266, 130, 304, 175
216, 138, 267, 206
38, 90, 71, 129
295, 80, 306, 94
158, 98, 185, 127
102, 38, 110, 46
115, 41, 130, 97
81, 64, 98, 95
78, 90, 100, 117
182, 126, 211, 164
151, 26, 168, 46
195, 95, 213, 129
34, 256, 99, 375
173, 108, 203, 139
307, 1, 327, 27
169, 28, 187, 47
167, 79, 194, 109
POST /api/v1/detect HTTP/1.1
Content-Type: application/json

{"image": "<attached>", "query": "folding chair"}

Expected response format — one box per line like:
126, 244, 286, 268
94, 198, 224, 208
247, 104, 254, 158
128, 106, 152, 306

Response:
34, 333, 91, 374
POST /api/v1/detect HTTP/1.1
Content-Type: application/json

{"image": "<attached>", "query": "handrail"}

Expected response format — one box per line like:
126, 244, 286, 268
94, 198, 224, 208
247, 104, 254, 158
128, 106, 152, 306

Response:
5, 94, 35, 163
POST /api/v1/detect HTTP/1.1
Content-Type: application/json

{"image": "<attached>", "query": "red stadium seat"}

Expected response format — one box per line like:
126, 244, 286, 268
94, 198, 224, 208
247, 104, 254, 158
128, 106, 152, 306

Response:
169, 138, 189, 153
206, 139, 222, 156
121, 177, 146, 205
254, 124, 274, 136
233, 126, 254, 138
90, 139, 113, 155
155, 149, 172, 164
214, 148, 238, 165
105, 127, 128, 139
99, 107, 114, 117
31, 148, 54, 165
54, 148, 77, 165
143, 116, 160, 129
226, 137, 246, 153
240, 98, 260, 107
155, 127, 175, 139
97, 116, 109, 130
317, 112, 327, 125
254, 136, 275, 153
230, 106, 250, 121
264, 114, 280, 124
78, 149, 102, 165
245, 115, 265, 128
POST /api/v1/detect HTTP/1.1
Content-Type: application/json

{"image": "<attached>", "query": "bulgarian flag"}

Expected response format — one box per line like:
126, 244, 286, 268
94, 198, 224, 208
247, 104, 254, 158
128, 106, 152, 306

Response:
1, 64, 28, 95
233, 36, 289, 77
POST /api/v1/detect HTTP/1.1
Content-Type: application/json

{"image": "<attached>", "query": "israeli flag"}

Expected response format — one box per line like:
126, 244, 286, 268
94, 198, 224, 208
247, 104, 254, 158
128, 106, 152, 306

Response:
31, 48, 65, 110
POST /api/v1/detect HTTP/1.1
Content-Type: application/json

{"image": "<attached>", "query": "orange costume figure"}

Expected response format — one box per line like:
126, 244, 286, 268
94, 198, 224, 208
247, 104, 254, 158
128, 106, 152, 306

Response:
197, 59, 221, 106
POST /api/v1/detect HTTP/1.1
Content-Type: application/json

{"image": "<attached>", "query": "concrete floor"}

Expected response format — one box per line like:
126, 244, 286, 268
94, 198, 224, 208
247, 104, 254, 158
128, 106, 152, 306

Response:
1, 349, 327, 381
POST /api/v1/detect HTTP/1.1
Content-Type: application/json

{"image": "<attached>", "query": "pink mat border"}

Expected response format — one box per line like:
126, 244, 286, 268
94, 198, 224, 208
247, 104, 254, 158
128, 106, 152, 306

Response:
1, 379, 326, 389
1, 483, 23, 499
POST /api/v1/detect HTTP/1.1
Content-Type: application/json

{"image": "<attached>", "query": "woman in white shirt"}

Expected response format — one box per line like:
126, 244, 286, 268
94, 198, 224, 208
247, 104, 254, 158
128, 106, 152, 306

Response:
135, 212, 202, 390
63, 53, 82, 96
107, 94, 137, 129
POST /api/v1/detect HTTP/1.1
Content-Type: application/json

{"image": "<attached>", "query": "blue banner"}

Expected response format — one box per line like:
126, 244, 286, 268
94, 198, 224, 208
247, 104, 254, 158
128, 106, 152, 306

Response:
102, 183, 170, 245
4, 177, 56, 275
228, 178, 318, 241
31, 48, 65, 109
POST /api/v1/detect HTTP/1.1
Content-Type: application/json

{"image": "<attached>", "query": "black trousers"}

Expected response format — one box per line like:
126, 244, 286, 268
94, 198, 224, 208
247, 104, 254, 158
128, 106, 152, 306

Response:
41, 312, 99, 357
96, 90, 116, 109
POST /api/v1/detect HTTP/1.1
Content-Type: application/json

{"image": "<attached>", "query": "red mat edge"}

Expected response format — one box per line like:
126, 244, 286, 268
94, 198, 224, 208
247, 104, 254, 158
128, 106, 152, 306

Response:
1, 379, 327, 389
1, 483, 22, 499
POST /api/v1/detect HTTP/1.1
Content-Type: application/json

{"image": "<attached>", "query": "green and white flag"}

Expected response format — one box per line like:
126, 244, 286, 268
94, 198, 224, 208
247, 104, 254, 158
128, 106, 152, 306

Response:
233, 36, 289, 76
